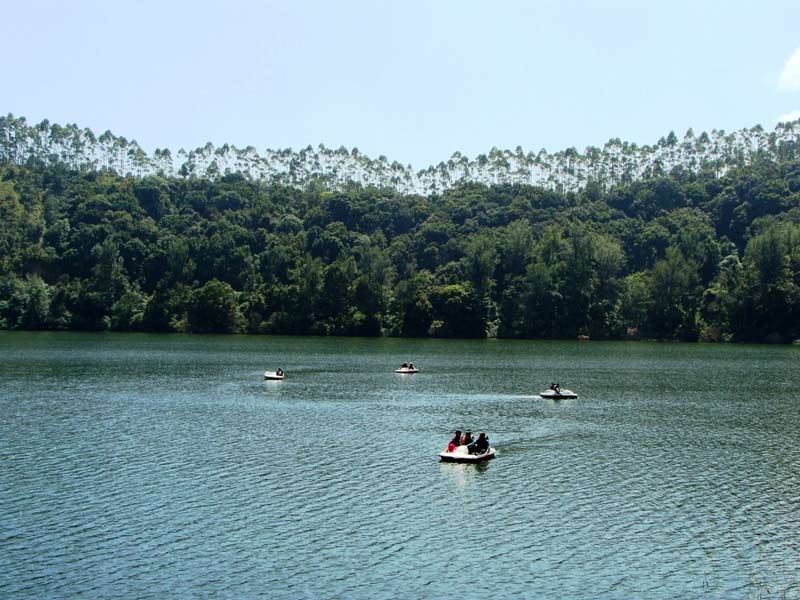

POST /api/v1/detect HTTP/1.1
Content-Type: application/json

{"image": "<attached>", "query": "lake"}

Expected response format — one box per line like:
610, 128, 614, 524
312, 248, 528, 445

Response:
1, 332, 799, 599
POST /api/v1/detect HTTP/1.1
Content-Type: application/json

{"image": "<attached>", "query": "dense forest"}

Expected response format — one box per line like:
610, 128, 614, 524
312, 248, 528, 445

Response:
2, 151, 800, 341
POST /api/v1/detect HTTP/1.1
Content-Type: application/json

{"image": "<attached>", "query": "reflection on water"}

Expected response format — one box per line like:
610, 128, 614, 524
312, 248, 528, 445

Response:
1, 332, 799, 599
440, 460, 493, 489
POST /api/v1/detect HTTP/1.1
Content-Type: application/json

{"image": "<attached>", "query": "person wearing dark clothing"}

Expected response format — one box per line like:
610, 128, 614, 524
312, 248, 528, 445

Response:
468, 432, 489, 455
461, 431, 473, 445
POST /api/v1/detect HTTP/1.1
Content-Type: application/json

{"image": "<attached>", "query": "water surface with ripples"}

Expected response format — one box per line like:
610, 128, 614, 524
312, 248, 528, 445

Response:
2, 332, 799, 599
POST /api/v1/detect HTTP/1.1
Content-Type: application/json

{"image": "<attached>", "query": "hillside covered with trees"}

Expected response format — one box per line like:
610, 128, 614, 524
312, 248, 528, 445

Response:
2, 148, 800, 341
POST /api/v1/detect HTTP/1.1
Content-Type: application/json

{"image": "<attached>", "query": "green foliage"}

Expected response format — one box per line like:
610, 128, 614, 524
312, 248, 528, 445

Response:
186, 279, 243, 333
1, 157, 800, 341
0, 275, 51, 329
731, 222, 800, 341
647, 247, 701, 340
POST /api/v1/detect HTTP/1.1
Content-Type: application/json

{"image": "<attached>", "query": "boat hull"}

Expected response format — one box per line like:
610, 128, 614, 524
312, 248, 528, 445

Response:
264, 372, 285, 380
394, 368, 419, 374
438, 447, 496, 463
539, 390, 577, 399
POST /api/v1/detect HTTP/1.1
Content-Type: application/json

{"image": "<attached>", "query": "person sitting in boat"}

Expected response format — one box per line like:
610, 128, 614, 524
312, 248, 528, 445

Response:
276, 368, 284, 377
408, 362, 415, 370
461, 431, 473, 446
401, 362, 409, 368
468, 432, 489, 455
447, 430, 462, 452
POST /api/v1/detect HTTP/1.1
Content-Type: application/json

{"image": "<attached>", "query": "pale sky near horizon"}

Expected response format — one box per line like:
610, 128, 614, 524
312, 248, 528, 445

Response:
3, 0, 800, 168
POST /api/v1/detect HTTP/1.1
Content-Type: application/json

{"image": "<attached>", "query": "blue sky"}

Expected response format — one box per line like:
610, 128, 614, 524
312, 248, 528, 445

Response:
3, 0, 800, 167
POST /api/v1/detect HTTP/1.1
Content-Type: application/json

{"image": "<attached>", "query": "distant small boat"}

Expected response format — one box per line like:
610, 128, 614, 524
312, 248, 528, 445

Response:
438, 445, 496, 463
539, 388, 577, 399
264, 370, 285, 380
394, 365, 419, 374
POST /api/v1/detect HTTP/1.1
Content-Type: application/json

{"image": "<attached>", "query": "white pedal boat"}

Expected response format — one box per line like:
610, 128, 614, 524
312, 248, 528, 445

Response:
264, 370, 285, 380
394, 367, 419, 374
539, 389, 577, 399
438, 445, 496, 463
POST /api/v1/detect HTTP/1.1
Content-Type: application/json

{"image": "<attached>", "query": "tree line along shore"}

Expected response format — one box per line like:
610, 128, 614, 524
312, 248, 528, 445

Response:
1, 157, 799, 342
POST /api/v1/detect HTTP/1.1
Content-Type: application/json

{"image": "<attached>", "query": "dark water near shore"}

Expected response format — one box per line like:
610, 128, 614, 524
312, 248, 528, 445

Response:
1, 332, 799, 599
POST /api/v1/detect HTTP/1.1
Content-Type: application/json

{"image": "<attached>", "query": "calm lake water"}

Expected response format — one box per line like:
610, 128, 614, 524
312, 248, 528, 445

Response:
1, 332, 799, 599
